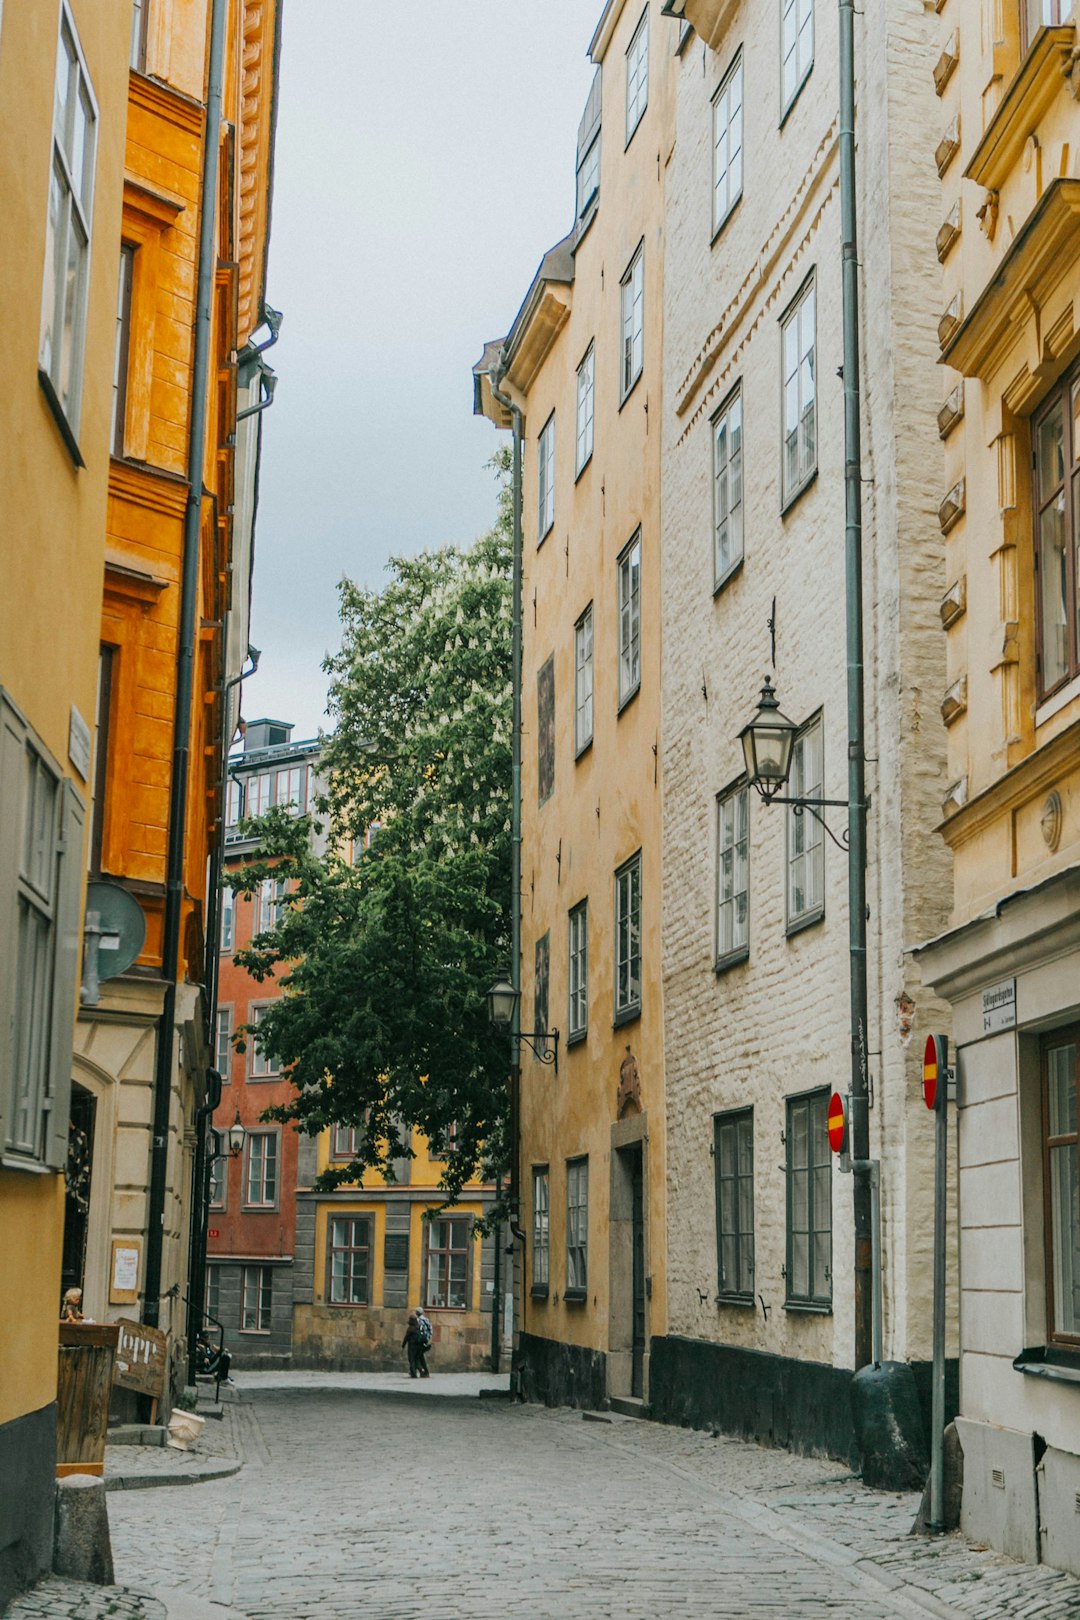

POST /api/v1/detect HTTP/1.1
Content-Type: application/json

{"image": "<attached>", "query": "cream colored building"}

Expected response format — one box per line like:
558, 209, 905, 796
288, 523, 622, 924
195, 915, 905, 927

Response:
656, 0, 953, 1456
475, 0, 674, 1407
914, 0, 1080, 1574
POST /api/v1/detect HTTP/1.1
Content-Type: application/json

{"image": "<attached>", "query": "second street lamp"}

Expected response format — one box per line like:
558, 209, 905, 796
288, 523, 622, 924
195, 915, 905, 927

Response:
486, 979, 559, 1075
737, 676, 860, 849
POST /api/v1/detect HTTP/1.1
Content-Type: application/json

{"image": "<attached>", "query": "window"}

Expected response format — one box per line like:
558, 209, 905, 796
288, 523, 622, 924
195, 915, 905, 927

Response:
716, 783, 749, 966
625, 7, 649, 143
575, 605, 594, 755
276, 766, 304, 815
1025, 0, 1066, 46
240, 1264, 272, 1332
249, 1005, 277, 1079
243, 1130, 278, 1208
89, 646, 113, 876
576, 345, 595, 475
215, 1007, 232, 1081
781, 276, 817, 506
786, 1090, 831, 1308
712, 53, 744, 234
620, 246, 645, 399
715, 1110, 754, 1300
568, 901, 588, 1042
534, 932, 550, 1060
130, 0, 149, 71
782, 0, 813, 112
430, 1120, 458, 1158
1043, 1033, 1080, 1345
617, 533, 642, 707
537, 655, 555, 805
566, 1158, 589, 1296
787, 717, 824, 930
220, 885, 234, 953
256, 876, 287, 934
425, 1217, 470, 1309
328, 1216, 372, 1306
332, 1123, 362, 1160
205, 1263, 220, 1324
226, 777, 243, 827
1, 693, 84, 1170
538, 413, 556, 540
1033, 364, 1080, 697
532, 1167, 550, 1292
39, 5, 98, 442
713, 386, 744, 587
248, 772, 272, 816
208, 1151, 225, 1210
111, 246, 134, 457
615, 853, 642, 1023
576, 69, 602, 221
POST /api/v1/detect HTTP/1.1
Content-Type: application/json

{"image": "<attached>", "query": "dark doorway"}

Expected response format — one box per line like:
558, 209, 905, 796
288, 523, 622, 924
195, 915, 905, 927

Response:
629, 1143, 645, 1398
61, 1084, 96, 1301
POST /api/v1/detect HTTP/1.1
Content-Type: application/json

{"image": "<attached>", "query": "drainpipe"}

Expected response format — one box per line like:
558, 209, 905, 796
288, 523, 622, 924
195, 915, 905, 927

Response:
839, 0, 873, 1372
143, 0, 229, 1335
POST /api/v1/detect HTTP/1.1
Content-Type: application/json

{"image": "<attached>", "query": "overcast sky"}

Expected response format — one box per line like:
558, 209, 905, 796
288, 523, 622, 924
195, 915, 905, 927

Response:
240, 1, 601, 739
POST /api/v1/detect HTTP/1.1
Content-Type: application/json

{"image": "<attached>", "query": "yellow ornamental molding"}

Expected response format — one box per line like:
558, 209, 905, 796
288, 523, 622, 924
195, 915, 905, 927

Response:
939, 715, 1080, 849
934, 31, 959, 96
936, 114, 961, 177
942, 777, 968, 819
939, 476, 966, 534
940, 576, 967, 629
965, 25, 1076, 190
937, 380, 965, 438
127, 68, 204, 137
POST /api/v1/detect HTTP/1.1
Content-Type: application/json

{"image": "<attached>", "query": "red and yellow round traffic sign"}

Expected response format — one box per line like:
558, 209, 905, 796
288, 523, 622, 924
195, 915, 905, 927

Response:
827, 1091, 847, 1154
923, 1034, 942, 1111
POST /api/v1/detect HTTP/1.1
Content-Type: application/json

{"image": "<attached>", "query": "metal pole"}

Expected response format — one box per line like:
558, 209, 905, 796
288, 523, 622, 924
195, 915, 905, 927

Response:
839, 0, 873, 1372
870, 1161, 883, 1368
929, 1075, 949, 1527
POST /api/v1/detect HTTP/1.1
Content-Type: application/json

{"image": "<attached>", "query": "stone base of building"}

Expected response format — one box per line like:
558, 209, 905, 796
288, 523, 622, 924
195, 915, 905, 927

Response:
291, 1304, 493, 1372
956, 1418, 1080, 1579
516, 1332, 607, 1410
0, 1403, 56, 1610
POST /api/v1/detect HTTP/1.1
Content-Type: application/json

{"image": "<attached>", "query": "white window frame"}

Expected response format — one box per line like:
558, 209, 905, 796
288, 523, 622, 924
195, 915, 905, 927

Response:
568, 900, 588, 1042
111, 244, 134, 457
614, 852, 642, 1023
425, 1215, 470, 1310
715, 1108, 755, 1301
620, 245, 645, 401
716, 782, 750, 967
713, 385, 744, 588
220, 884, 235, 953
532, 1167, 550, 1291
781, 274, 817, 508
256, 875, 286, 935
576, 68, 602, 221
617, 532, 642, 709
226, 777, 243, 827
566, 1157, 589, 1295
243, 1129, 279, 1209
538, 412, 556, 541
247, 772, 273, 817
785, 1089, 831, 1310
275, 765, 304, 815
712, 52, 744, 235
328, 1215, 372, 1306
625, 7, 649, 144
240, 1264, 272, 1333
576, 344, 595, 476
786, 716, 824, 931
248, 1004, 278, 1079
208, 1148, 226, 1211
574, 605, 594, 756
781, 0, 814, 114
215, 1006, 232, 1081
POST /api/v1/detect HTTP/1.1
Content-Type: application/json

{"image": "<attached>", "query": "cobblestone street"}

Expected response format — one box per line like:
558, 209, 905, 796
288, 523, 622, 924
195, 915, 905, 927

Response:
15, 1374, 1076, 1620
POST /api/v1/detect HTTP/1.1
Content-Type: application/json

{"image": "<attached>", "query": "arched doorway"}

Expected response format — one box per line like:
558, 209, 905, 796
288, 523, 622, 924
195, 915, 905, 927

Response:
61, 1083, 96, 1301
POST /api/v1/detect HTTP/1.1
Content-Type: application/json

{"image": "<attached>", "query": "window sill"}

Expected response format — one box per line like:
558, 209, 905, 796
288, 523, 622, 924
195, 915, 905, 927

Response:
780, 466, 818, 519
38, 368, 85, 468
563, 1287, 587, 1304
713, 555, 744, 597
613, 1004, 641, 1031
1, 1154, 53, 1175
1013, 1345, 1080, 1384
779, 63, 814, 131
423, 1305, 467, 1313
786, 906, 824, 940
715, 947, 749, 976
575, 196, 600, 248
328, 1301, 371, 1310
1035, 670, 1080, 727
538, 519, 555, 550
240, 1206, 279, 1215
617, 680, 641, 717
710, 193, 742, 248
530, 1284, 550, 1300
575, 451, 593, 484
624, 106, 647, 152
567, 1026, 588, 1049
618, 371, 644, 413
716, 1293, 756, 1309
575, 737, 593, 764
784, 1299, 832, 1316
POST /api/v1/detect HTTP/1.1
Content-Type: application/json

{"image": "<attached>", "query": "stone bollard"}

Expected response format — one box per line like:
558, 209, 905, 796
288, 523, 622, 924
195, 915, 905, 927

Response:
54, 1473, 114, 1585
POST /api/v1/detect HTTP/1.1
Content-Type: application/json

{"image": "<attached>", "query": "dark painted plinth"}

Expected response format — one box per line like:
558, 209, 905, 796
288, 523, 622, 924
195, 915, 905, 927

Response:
0, 1402, 56, 1609
518, 1332, 607, 1410
649, 1335, 858, 1464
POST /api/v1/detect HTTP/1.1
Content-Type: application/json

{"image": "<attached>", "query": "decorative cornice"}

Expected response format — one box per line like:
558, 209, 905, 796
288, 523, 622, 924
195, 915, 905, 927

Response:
108, 459, 189, 520
128, 69, 205, 138
940, 714, 1080, 849
965, 25, 1076, 191
122, 176, 185, 227
677, 0, 739, 53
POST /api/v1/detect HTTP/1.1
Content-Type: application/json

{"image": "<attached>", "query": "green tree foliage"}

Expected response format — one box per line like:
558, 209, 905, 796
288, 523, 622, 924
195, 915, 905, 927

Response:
230, 455, 512, 1205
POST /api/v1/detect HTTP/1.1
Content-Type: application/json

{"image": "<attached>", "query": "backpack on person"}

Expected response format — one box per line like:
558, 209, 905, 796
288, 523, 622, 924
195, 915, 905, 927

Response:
416, 1311, 433, 1350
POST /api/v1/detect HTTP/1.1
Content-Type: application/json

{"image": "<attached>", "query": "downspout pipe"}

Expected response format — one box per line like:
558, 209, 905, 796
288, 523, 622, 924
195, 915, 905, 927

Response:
143, 0, 229, 1335
839, 0, 873, 1373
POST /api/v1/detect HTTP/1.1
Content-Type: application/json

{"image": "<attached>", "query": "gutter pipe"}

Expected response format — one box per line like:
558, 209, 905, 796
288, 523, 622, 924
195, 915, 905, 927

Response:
143, 0, 229, 1334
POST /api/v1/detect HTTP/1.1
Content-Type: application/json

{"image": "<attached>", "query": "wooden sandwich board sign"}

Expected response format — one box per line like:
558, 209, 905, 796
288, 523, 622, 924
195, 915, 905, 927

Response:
113, 1317, 168, 1415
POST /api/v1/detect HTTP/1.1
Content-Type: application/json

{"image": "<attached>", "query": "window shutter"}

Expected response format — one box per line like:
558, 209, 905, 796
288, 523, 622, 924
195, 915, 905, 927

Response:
0, 695, 27, 1146
45, 780, 85, 1170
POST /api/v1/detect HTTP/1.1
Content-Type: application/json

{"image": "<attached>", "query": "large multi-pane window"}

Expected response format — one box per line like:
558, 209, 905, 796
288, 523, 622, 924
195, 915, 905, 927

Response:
625, 7, 649, 142
240, 1264, 272, 1332
568, 901, 588, 1041
40, 4, 98, 440
532, 1167, 550, 1292
786, 1090, 831, 1308
332, 1123, 362, 1159
576, 69, 602, 221
538, 412, 556, 540
111, 246, 134, 457
215, 1007, 232, 1081
620, 246, 645, 399
617, 533, 642, 707
130, 0, 149, 71
1043, 1033, 1080, 1344
329, 1216, 372, 1306
781, 276, 817, 506
276, 766, 304, 814
1033, 364, 1080, 698
576, 344, 595, 475
256, 875, 287, 934
712, 53, 743, 234
713, 386, 744, 587
243, 1130, 278, 1208
575, 605, 594, 755
425, 1217, 470, 1309
615, 853, 642, 1022
781, 0, 814, 112
787, 717, 824, 930
220, 885, 234, 952
566, 1158, 589, 1296
247, 771, 272, 816
249, 1004, 277, 1078
716, 784, 749, 967
714, 1110, 754, 1301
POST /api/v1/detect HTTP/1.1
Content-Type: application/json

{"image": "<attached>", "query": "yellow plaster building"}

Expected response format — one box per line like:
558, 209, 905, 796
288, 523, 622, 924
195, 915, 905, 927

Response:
475, 0, 674, 1408
915, 0, 1080, 1575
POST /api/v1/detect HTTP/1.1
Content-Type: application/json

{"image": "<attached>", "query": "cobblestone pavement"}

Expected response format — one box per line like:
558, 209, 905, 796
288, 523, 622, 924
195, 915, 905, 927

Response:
13, 1379, 1080, 1619
4, 1577, 166, 1619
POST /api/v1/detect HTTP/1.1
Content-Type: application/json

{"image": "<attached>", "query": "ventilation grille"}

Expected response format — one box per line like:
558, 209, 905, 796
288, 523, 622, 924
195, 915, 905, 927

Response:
991, 1467, 1005, 1490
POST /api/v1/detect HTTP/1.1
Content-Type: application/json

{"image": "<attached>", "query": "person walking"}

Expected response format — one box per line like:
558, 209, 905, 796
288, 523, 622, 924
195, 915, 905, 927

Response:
402, 1313, 427, 1379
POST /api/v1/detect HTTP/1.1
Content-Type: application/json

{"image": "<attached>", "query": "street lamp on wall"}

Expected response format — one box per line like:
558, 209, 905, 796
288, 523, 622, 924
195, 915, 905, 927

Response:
737, 676, 862, 849
211, 1109, 246, 1160
486, 979, 559, 1075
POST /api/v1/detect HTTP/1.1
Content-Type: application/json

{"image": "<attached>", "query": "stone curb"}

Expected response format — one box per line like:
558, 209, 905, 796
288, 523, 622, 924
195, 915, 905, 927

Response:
142, 1585, 251, 1620
105, 1458, 242, 1492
